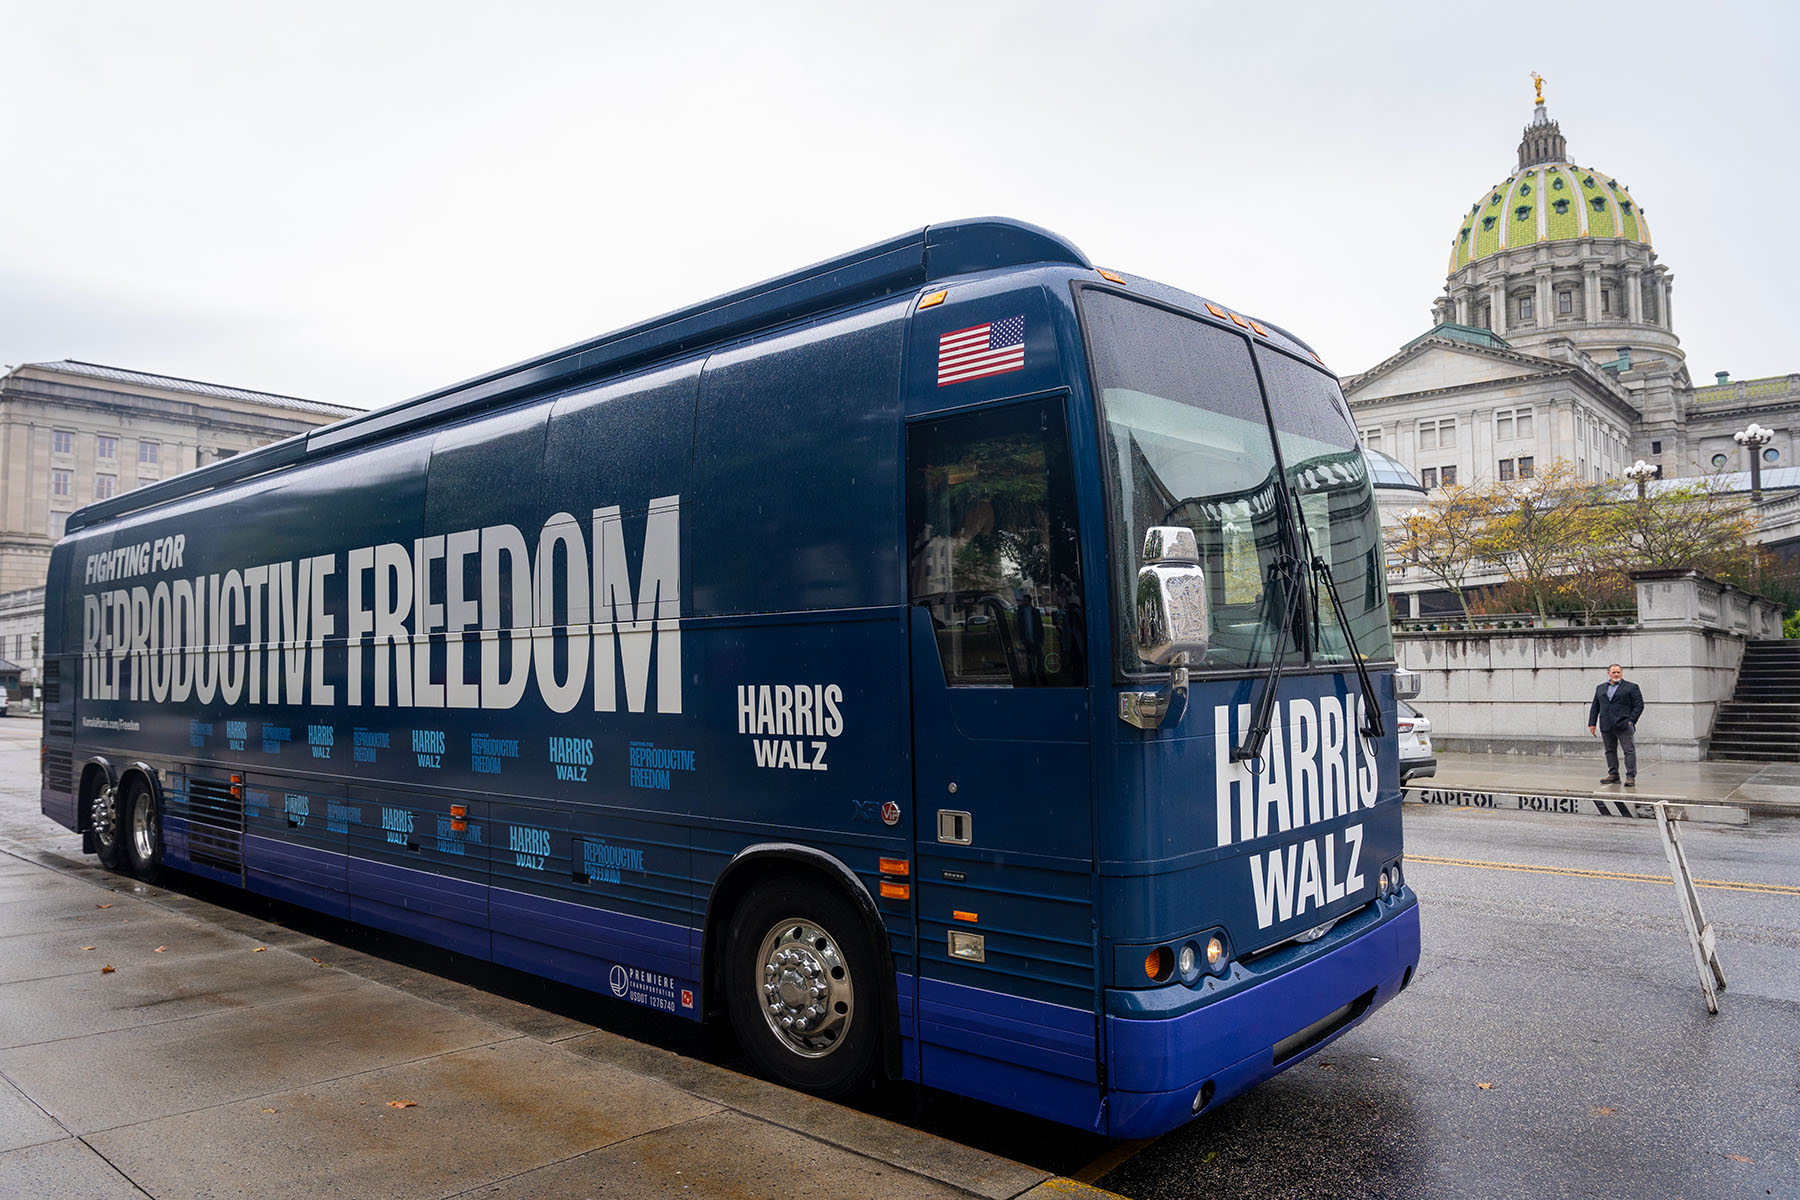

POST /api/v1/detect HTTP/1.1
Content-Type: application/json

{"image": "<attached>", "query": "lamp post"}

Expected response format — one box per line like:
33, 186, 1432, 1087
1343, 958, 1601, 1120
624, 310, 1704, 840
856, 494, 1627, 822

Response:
1624, 459, 1657, 500
1734, 423, 1774, 502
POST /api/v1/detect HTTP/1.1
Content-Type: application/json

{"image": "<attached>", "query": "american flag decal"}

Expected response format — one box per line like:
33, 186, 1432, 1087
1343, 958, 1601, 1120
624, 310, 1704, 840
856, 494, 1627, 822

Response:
937, 315, 1025, 386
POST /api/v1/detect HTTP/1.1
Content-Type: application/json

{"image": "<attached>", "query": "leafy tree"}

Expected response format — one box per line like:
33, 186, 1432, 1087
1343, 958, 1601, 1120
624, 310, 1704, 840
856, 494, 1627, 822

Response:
1384, 484, 1496, 622
1473, 461, 1606, 621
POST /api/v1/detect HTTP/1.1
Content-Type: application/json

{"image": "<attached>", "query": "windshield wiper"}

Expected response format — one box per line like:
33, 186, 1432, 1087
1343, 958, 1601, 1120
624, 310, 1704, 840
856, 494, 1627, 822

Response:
1294, 516, 1385, 741
1232, 552, 1306, 763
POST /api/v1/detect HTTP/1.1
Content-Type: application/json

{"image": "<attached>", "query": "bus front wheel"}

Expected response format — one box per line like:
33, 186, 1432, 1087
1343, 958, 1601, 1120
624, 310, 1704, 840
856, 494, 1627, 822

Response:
124, 779, 164, 884
90, 783, 125, 872
726, 878, 880, 1100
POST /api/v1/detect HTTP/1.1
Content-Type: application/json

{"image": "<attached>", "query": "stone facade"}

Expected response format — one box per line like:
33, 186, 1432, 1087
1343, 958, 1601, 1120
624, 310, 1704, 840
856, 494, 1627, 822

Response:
1348, 89, 1798, 616
0, 587, 43, 705
1397, 572, 1783, 761
0, 361, 361, 596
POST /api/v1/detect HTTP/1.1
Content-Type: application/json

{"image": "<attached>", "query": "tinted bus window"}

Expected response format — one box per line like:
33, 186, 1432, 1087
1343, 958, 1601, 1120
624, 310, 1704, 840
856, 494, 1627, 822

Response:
906, 397, 1086, 687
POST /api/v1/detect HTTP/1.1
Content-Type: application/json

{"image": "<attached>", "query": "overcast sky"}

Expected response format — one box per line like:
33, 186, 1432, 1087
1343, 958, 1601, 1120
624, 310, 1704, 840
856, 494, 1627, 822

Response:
2, 1, 1793, 411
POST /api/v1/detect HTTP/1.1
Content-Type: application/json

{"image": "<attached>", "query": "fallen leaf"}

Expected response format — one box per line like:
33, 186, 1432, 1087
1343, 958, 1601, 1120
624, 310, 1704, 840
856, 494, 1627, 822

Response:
1724, 1154, 1753, 1164
261, 1108, 277, 1114
386, 1100, 417, 1109
1591, 1106, 1616, 1116
1317, 1060, 1335, 1070
81, 945, 96, 951
101, 965, 116, 974
97, 904, 113, 909
1475, 1082, 1493, 1090
153, 946, 166, 953
253, 947, 267, 953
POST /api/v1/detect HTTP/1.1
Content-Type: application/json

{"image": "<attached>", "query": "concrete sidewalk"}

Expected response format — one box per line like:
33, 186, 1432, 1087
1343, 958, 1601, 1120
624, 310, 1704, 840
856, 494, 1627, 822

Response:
1414, 749, 1800, 817
0, 717, 1106, 1200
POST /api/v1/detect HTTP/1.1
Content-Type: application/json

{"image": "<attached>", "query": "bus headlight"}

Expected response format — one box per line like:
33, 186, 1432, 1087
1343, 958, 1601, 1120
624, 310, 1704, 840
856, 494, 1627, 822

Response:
1205, 934, 1226, 972
1177, 942, 1200, 984
1379, 869, 1391, 898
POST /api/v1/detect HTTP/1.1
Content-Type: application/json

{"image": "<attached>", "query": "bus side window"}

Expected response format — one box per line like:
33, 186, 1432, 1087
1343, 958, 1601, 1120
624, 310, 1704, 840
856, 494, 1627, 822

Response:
905, 397, 1085, 688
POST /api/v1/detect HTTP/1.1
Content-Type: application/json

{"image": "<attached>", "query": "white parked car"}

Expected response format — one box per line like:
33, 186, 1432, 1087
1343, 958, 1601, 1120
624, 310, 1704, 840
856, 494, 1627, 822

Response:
1398, 698, 1435, 783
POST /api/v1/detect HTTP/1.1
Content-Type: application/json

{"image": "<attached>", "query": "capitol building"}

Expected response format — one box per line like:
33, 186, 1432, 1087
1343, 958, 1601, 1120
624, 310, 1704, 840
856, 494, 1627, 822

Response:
1345, 83, 1797, 615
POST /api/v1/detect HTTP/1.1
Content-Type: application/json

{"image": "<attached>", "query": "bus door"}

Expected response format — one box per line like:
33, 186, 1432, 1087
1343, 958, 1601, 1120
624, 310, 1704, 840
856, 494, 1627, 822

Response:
904, 393, 1101, 1118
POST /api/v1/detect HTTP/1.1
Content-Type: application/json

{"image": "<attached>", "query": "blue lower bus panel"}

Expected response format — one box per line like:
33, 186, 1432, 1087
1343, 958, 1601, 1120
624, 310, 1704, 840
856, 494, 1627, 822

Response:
1103, 897, 1421, 1138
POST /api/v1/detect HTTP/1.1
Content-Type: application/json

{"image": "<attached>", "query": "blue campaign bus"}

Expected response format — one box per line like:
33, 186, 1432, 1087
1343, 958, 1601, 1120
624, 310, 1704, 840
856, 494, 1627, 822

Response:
39, 218, 1420, 1137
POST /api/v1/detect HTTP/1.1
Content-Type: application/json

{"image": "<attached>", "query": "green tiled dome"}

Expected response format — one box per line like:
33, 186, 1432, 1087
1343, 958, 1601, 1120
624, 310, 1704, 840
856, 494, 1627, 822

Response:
1448, 163, 1649, 273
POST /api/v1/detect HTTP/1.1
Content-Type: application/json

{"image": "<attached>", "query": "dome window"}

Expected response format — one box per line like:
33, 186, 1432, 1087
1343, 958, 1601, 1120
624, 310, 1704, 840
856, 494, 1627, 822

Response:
1515, 205, 1532, 221
1552, 176, 1565, 191
1620, 201, 1633, 214
1482, 216, 1497, 232
1491, 193, 1502, 205
1553, 198, 1570, 215
1583, 175, 1597, 188
1460, 228, 1470, 245
1520, 182, 1532, 196
1590, 196, 1608, 213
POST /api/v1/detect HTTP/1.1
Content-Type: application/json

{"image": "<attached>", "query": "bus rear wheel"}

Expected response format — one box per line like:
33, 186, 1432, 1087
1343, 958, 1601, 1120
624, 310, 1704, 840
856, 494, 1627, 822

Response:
725, 878, 879, 1100
90, 783, 125, 872
124, 779, 163, 884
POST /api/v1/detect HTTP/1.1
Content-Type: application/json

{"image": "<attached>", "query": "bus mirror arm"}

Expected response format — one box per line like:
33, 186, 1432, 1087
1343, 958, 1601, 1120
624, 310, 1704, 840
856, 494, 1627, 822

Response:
1121, 527, 1209, 731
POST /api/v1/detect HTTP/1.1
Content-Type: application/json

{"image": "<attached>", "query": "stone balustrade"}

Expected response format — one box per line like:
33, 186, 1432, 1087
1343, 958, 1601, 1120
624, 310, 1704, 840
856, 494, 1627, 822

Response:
1396, 571, 1786, 761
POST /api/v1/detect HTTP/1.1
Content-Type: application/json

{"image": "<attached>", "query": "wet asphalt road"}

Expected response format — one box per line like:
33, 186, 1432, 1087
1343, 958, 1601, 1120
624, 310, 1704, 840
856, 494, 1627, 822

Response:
1095, 804, 1800, 1199
3, 716, 1796, 1198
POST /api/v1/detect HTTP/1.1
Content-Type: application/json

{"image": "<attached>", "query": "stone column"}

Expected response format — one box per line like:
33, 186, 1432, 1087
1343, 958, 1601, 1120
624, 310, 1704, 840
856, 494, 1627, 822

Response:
1659, 274, 1674, 330
1489, 280, 1507, 335
1534, 267, 1552, 331
1583, 263, 1599, 325
1625, 265, 1643, 325
1454, 289, 1470, 326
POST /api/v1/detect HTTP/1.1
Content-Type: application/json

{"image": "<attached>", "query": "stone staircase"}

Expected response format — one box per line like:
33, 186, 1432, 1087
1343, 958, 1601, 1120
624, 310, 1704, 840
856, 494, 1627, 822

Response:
1708, 639, 1800, 762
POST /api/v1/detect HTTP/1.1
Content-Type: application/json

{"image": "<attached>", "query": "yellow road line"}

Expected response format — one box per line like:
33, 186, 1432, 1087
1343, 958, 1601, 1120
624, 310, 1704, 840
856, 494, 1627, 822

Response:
1043, 1174, 1139, 1198
1408, 853, 1800, 898
1067, 1137, 1158, 1186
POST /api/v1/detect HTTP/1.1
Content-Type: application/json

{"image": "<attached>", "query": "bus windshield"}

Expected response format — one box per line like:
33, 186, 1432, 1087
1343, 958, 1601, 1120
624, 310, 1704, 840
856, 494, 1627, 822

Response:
1084, 290, 1391, 672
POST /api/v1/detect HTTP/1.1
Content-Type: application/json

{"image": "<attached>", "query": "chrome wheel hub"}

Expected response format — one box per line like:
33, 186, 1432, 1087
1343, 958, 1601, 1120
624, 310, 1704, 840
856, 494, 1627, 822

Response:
756, 918, 853, 1058
131, 793, 156, 863
92, 785, 118, 847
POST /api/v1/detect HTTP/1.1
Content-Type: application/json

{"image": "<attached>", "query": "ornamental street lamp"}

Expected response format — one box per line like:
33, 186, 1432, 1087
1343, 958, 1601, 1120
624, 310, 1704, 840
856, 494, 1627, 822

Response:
1734, 423, 1774, 502
1624, 459, 1657, 500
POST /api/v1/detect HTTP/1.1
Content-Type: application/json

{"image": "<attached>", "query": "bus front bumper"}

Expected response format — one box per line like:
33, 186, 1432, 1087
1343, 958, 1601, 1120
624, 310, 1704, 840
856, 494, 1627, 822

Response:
1103, 898, 1421, 1138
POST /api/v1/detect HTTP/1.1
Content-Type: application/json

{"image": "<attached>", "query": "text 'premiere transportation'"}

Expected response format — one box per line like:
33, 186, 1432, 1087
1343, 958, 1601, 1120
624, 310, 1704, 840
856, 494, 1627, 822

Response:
41, 218, 1421, 1136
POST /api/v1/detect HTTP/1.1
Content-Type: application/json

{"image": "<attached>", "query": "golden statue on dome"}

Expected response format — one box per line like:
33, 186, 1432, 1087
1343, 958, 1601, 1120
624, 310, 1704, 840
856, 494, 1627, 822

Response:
1531, 71, 1545, 105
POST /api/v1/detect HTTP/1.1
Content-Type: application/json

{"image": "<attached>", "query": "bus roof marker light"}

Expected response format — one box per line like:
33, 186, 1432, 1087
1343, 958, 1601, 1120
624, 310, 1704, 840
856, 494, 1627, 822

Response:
919, 289, 948, 310
1096, 268, 1126, 284
1229, 313, 1251, 330
1249, 320, 1269, 336
1204, 302, 1227, 319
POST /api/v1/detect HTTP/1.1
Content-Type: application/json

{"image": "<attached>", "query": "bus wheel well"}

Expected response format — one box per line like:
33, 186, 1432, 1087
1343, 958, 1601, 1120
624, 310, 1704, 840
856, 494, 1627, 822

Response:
78, 761, 116, 832
703, 847, 901, 1081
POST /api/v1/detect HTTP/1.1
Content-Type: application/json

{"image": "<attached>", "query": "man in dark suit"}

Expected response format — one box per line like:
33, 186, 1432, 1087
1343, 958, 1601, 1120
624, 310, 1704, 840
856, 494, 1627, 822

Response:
1587, 663, 1645, 786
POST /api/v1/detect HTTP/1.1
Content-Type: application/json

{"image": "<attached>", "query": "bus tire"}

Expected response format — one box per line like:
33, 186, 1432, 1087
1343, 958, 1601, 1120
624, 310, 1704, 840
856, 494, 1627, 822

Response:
725, 877, 880, 1100
123, 777, 164, 884
90, 782, 126, 872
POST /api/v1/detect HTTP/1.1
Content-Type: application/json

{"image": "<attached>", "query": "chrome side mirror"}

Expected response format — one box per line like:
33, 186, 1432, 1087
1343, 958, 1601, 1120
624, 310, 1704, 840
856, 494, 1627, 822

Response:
1134, 526, 1210, 666
1393, 666, 1422, 700
1122, 527, 1210, 730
